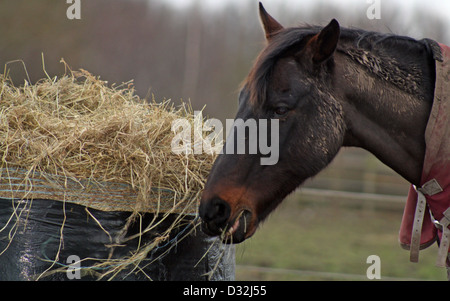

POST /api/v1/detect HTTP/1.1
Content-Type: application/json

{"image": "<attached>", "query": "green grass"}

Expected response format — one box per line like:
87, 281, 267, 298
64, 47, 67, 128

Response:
235, 192, 447, 281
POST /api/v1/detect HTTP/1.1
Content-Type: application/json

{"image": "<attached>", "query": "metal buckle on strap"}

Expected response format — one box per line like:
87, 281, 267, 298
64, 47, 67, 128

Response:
418, 179, 443, 196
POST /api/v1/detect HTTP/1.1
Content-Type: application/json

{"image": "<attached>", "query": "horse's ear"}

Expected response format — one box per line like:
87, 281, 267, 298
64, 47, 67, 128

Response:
259, 2, 284, 42
309, 19, 340, 64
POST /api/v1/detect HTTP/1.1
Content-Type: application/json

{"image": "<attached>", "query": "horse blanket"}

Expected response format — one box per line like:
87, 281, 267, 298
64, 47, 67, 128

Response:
399, 41, 450, 267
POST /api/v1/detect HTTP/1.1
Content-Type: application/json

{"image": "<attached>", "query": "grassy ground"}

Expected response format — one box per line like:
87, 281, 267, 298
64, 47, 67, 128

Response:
234, 192, 447, 281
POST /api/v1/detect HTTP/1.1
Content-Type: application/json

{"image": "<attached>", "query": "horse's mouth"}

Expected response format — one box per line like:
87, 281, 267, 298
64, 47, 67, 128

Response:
201, 209, 254, 244
221, 209, 253, 244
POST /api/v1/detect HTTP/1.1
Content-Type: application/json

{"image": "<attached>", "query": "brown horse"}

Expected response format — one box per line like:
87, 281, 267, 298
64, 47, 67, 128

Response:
199, 3, 439, 244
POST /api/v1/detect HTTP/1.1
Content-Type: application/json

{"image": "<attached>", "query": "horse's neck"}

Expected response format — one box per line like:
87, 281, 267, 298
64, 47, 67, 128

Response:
336, 53, 433, 186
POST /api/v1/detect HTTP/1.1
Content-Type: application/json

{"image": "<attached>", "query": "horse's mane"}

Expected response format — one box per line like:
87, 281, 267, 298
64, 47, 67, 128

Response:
245, 24, 437, 105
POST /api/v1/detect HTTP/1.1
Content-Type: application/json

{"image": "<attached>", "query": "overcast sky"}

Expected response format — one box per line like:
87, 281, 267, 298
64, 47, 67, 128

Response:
158, 0, 450, 13
155, 0, 450, 22
152, 0, 450, 43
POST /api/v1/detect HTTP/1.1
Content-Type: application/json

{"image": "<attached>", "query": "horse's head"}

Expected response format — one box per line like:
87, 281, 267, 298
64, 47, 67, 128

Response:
199, 3, 346, 243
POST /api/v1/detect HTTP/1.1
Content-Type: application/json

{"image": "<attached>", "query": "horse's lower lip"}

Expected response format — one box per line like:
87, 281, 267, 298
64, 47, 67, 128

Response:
225, 216, 241, 237
200, 210, 253, 243
222, 210, 253, 244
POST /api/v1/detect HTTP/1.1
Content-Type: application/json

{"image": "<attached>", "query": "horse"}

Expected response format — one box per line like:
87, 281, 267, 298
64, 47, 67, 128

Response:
199, 3, 449, 274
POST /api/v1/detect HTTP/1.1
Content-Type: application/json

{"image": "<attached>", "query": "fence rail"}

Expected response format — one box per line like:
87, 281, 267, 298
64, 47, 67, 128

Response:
299, 188, 406, 206
235, 265, 430, 281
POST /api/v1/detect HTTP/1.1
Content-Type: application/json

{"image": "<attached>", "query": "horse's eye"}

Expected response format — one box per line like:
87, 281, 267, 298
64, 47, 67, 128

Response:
274, 106, 289, 117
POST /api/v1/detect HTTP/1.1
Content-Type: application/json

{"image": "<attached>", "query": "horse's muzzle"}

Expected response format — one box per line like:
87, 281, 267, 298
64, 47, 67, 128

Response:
199, 197, 231, 235
199, 198, 253, 244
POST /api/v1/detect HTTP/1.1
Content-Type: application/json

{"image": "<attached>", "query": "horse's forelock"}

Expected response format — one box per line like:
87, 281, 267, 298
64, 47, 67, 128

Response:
245, 27, 318, 108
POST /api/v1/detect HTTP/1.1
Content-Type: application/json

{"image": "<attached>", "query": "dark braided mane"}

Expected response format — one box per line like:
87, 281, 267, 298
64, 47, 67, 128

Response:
245, 25, 437, 105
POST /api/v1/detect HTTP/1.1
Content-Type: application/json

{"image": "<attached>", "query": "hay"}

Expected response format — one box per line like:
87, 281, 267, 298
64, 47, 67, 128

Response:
0, 60, 221, 280
0, 61, 216, 213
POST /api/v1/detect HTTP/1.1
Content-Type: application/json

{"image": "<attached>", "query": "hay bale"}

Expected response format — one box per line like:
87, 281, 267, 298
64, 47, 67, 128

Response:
0, 63, 215, 214
0, 61, 228, 280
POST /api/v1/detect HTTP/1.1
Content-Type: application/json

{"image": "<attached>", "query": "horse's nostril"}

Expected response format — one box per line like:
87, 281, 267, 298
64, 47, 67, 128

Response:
200, 197, 231, 227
